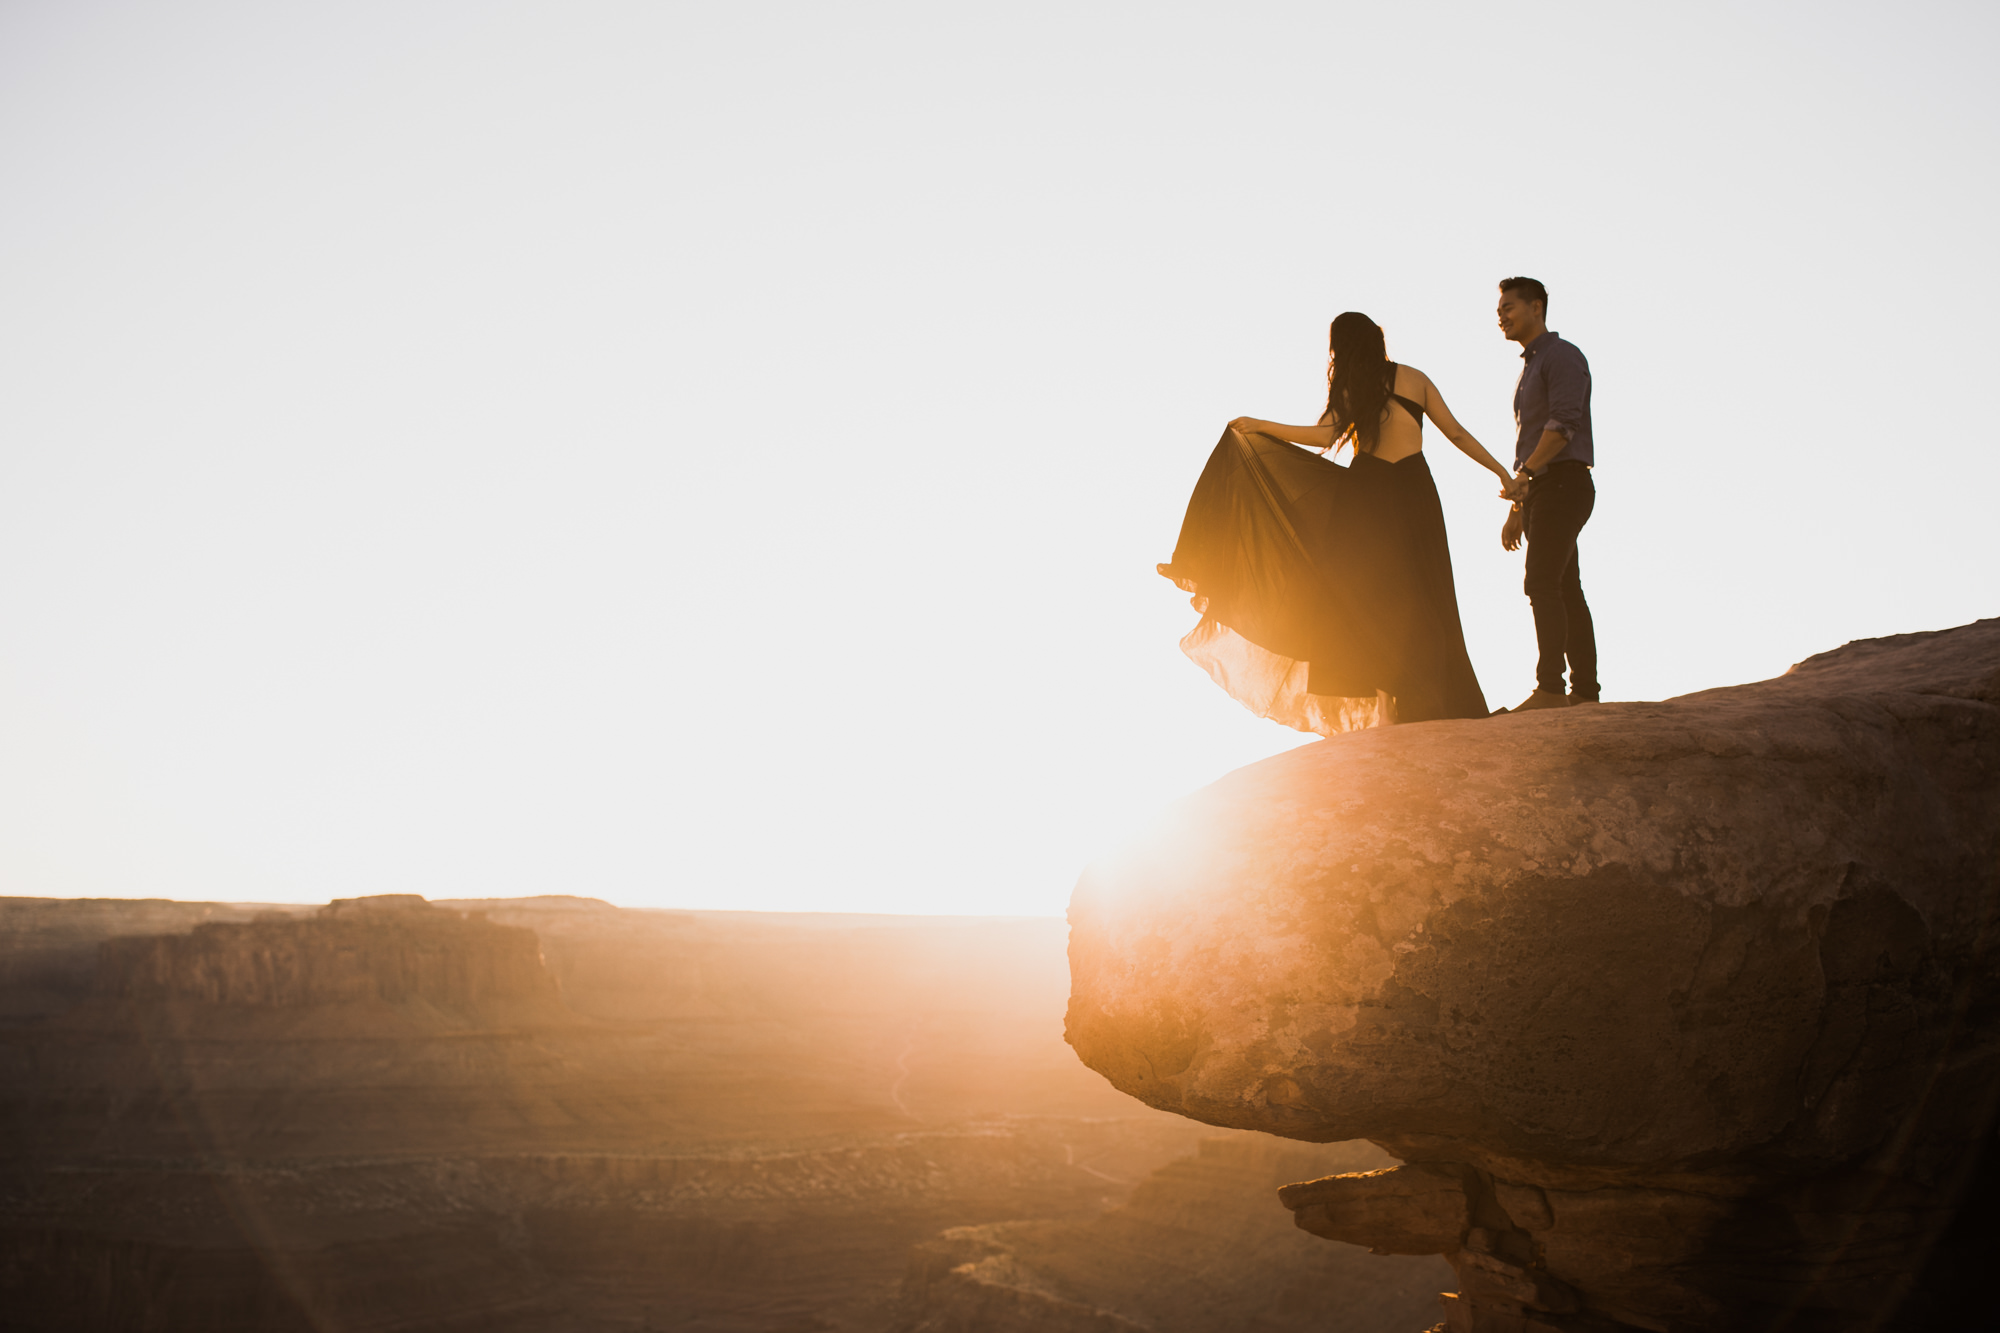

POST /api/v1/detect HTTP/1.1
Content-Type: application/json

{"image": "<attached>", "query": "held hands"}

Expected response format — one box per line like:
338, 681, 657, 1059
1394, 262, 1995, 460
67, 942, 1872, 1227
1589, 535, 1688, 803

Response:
1228, 416, 1263, 435
1500, 465, 1528, 550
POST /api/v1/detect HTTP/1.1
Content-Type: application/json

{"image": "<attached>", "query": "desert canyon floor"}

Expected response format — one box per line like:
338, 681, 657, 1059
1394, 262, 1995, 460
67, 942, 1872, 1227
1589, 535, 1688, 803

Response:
0, 893, 1446, 1331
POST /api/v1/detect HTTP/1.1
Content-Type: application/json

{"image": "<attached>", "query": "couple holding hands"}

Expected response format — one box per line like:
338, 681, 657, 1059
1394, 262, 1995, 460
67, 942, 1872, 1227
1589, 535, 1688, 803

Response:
1159, 277, 1597, 733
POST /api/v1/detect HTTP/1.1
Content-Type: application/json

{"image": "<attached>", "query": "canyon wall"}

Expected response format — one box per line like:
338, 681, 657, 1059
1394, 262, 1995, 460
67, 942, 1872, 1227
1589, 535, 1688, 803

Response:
1066, 619, 2000, 1331
94, 895, 564, 1015
0, 897, 310, 1019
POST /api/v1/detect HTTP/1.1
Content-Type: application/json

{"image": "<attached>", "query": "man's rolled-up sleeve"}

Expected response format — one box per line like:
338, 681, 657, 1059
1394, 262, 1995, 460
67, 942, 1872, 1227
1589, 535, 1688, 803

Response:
1541, 344, 1588, 439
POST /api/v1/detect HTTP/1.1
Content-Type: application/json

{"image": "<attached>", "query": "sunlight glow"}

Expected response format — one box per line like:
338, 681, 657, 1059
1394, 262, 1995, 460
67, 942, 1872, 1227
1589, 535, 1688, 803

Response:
0, 1, 1994, 914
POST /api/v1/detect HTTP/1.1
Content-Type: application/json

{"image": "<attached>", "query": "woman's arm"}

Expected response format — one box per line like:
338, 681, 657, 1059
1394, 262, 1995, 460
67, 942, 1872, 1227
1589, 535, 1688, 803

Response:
1229, 417, 1339, 451
1413, 372, 1524, 499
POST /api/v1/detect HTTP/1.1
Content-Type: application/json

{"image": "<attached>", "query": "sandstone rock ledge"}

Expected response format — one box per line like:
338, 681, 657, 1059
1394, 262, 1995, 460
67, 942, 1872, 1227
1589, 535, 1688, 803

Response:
1065, 620, 2000, 1332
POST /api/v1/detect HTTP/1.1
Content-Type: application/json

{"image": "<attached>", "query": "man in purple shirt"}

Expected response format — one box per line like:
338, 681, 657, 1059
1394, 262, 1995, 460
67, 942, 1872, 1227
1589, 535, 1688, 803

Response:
1496, 277, 1598, 711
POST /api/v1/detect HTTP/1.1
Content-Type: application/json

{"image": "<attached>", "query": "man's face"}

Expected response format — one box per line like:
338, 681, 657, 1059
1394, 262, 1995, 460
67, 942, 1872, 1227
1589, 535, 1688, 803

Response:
1496, 291, 1544, 343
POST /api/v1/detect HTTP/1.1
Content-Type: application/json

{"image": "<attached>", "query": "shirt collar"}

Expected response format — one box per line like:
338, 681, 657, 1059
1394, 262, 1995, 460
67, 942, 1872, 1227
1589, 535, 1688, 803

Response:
1520, 331, 1560, 360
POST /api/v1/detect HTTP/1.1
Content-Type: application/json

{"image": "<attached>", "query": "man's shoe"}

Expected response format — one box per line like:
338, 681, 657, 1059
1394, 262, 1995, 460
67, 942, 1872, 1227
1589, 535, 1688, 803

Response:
1567, 696, 1601, 706
1512, 690, 1569, 712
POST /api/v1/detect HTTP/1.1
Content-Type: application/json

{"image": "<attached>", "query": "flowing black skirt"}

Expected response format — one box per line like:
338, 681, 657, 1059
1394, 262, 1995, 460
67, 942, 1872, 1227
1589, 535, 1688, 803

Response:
1157, 427, 1489, 734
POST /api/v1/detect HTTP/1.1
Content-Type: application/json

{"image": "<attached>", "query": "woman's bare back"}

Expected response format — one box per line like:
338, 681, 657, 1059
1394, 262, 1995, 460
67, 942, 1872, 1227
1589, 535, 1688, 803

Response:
1314, 363, 1429, 464
1369, 364, 1426, 464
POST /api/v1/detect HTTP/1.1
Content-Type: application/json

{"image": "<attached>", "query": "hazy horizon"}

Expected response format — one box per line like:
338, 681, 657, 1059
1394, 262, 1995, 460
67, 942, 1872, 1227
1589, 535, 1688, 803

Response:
2, 1, 1995, 914
1, 891, 1064, 921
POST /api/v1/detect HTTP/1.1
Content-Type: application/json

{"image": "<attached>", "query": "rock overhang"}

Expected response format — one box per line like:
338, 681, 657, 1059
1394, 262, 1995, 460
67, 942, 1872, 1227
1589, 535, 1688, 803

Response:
1064, 619, 2000, 1327
1065, 619, 2000, 1172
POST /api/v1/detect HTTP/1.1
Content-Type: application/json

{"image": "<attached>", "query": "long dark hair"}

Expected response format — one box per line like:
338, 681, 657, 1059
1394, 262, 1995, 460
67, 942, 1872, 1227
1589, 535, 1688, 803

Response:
1324, 312, 1391, 456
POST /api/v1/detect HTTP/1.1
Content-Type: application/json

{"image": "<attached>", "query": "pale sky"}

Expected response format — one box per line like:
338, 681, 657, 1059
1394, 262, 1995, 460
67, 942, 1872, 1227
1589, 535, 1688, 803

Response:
1, 1, 1994, 915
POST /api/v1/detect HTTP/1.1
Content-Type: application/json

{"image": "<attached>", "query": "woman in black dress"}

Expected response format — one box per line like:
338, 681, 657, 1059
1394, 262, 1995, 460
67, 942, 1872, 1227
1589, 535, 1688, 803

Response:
1158, 312, 1519, 733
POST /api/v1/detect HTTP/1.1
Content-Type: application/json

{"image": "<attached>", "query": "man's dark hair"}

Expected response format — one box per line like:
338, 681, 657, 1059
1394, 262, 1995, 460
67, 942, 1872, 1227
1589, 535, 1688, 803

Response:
1499, 276, 1548, 313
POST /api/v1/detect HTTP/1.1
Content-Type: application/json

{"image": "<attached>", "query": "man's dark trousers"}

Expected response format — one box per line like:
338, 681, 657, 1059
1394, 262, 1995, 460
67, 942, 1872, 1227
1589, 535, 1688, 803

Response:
1523, 461, 1598, 700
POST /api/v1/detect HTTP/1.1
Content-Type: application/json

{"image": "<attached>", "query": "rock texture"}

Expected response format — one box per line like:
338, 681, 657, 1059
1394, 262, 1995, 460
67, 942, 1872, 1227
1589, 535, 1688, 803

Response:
1065, 619, 2000, 1331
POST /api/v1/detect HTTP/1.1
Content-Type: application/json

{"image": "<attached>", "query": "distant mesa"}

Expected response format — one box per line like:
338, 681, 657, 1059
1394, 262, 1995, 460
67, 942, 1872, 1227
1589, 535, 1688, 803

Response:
1066, 617, 2000, 1331
434, 894, 627, 914
319, 892, 439, 917
93, 892, 567, 1022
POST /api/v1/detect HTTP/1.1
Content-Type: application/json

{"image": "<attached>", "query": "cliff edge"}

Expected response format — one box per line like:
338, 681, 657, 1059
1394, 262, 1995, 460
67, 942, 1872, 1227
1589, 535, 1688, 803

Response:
1065, 619, 2000, 1331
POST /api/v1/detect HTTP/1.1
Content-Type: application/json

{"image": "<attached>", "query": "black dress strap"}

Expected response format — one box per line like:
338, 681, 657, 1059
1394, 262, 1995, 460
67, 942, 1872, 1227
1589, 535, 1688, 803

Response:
1385, 363, 1425, 428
